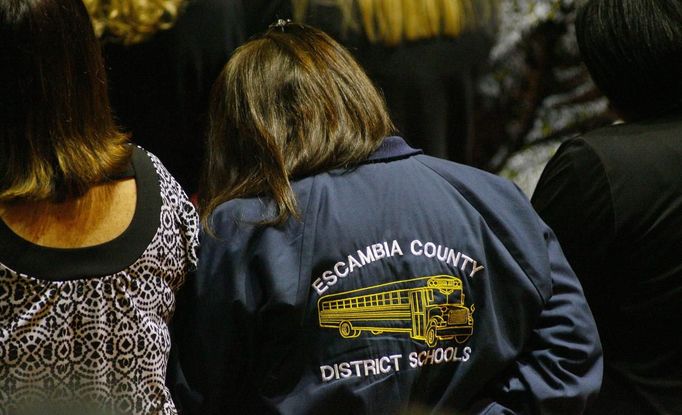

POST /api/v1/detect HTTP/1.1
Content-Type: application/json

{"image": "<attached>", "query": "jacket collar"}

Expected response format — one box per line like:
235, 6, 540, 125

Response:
365, 136, 422, 163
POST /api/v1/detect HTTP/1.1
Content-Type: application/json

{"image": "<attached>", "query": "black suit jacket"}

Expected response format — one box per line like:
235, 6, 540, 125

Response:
533, 113, 682, 414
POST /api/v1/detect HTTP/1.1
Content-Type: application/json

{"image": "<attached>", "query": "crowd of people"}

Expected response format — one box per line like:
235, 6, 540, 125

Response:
0, 0, 680, 414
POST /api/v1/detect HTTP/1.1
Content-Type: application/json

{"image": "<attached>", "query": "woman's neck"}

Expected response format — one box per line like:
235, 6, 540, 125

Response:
0, 178, 136, 248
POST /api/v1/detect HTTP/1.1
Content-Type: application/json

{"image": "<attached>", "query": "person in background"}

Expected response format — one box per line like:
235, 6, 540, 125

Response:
0, 0, 198, 413
478, 0, 617, 195
83, 0, 246, 195
292, 0, 497, 166
532, 0, 682, 413
170, 22, 602, 415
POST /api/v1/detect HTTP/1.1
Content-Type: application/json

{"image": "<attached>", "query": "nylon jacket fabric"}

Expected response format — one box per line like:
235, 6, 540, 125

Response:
170, 137, 602, 414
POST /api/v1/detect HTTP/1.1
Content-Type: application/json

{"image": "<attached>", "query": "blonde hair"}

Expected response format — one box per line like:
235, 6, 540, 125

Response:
293, 0, 496, 46
83, 0, 185, 44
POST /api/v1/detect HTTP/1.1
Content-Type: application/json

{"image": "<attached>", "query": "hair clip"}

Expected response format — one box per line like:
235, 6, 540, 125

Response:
269, 18, 292, 31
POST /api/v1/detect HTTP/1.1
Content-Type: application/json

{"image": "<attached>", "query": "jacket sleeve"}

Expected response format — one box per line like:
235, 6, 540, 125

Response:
167, 229, 255, 415
470, 225, 603, 415
531, 139, 615, 336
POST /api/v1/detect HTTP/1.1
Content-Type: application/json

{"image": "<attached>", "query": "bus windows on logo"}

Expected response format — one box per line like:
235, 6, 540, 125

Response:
318, 275, 475, 347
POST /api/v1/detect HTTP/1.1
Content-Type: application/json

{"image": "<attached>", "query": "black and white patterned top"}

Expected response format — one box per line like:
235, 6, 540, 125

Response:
0, 147, 199, 415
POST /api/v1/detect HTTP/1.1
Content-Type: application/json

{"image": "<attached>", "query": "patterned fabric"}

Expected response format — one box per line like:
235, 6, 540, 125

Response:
478, 0, 617, 195
0, 151, 199, 415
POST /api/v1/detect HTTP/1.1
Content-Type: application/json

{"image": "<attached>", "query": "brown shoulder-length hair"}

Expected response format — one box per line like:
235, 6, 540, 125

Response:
0, 0, 130, 203
201, 22, 394, 226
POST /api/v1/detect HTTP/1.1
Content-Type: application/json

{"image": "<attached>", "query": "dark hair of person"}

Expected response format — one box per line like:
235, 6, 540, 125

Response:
576, 0, 682, 120
0, 0, 130, 202
200, 22, 395, 226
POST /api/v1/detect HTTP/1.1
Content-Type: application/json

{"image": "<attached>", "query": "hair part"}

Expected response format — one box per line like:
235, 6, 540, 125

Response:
201, 23, 394, 227
0, 0, 130, 202
82, 0, 185, 44
293, 0, 498, 46
576, 0, 682, 119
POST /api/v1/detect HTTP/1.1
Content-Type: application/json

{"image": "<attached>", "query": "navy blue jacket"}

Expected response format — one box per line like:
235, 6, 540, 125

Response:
169, 137, 602, 414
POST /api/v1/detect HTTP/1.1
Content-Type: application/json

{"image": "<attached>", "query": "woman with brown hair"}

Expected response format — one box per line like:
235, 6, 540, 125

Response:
0, 0, 198, 413
171, 22, 602, 415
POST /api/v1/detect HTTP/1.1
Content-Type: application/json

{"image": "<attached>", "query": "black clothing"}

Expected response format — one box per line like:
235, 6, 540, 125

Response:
299, 3, 494, 164
356, 34, 493, 163
103, 0, 245, 194
532, 114, 682, 414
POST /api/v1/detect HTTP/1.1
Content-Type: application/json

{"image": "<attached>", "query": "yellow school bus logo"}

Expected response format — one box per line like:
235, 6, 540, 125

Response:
318, 275, 474, 347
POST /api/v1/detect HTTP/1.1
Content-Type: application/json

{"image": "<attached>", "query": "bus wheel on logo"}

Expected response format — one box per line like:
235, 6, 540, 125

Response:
339, 321, 361, 338
425, 323, 438, 348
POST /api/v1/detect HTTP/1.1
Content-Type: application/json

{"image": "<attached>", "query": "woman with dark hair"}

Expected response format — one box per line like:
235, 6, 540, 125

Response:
171, 22, 602, 415
0, 0, 198, 413
532, 1, 682, 413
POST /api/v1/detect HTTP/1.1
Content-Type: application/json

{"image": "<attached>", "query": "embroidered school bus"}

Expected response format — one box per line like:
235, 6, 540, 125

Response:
318, 275, 474, 347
